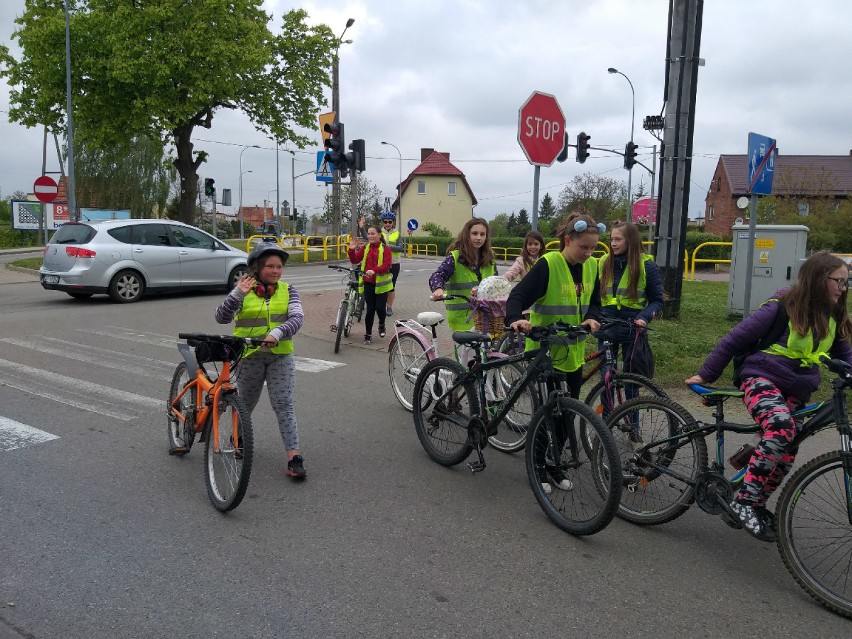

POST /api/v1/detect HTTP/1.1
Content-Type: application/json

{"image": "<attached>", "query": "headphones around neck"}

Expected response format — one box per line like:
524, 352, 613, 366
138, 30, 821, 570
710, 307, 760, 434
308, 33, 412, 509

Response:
254, 282, 278, 299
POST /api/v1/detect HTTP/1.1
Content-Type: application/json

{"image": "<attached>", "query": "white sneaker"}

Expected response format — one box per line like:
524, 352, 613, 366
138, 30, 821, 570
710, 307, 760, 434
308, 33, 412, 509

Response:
542, 482, 553, 495
553, 478, 573, 491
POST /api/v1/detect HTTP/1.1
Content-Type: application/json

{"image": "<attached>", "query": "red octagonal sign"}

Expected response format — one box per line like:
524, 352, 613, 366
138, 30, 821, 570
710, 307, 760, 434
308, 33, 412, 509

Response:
33, 175, 59, 203
517, 91, 566, 167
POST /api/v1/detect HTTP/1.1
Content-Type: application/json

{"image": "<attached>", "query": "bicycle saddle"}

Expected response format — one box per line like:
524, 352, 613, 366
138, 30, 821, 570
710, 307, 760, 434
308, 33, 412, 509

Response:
416, 311, 445, 327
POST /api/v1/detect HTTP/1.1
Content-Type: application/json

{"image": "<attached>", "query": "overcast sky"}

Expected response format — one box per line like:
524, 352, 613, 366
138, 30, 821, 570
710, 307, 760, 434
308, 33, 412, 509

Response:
2, 0, 851, 225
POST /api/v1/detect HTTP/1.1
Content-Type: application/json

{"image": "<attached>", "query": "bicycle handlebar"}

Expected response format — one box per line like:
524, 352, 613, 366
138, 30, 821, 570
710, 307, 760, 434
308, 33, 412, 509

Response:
328, 264, 364, 275
177, 333, 267, 348
820, 355, 852, 379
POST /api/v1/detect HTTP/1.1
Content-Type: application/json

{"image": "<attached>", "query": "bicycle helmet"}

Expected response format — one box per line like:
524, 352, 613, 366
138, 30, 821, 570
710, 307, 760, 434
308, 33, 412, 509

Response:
380, 211, 396, 221
247, 242, 289, 268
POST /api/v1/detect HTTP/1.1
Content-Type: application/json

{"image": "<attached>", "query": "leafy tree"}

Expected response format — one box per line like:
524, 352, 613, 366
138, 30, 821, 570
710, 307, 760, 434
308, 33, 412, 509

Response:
320, 173, 383, 231
0, 1, 336, 224
488, 213, 512, 237
556, 172, 626, 226
421, 222, 452, 238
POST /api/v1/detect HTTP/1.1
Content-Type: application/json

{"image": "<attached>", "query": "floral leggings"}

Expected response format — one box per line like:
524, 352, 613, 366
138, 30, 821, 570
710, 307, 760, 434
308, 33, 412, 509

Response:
736, 376, 803, 507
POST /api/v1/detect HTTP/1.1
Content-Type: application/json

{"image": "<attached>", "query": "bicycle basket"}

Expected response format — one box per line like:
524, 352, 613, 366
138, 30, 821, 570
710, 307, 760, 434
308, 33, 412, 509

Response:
194, 339, 244, 364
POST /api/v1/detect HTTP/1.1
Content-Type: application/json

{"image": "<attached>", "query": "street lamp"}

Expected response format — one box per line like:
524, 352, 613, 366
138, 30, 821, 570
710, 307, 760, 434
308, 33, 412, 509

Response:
331, 18, 355, 237
608, 67, 636, 221
381, 141, 403, 231
238, 144, 260, 239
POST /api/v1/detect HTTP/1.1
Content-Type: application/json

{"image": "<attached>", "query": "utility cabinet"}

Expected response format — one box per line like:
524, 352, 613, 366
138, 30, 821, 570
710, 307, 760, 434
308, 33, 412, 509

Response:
728, 224, 809, 316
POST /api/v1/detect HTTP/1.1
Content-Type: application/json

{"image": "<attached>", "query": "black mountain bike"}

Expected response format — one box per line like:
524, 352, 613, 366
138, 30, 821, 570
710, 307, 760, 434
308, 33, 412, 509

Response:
601, 356, 852, 619
412, 322, 623, 536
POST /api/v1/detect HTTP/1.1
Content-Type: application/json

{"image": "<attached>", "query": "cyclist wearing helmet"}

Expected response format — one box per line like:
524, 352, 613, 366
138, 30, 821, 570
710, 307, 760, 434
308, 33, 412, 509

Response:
380, 211, 403, 316
214, 242, 307, 480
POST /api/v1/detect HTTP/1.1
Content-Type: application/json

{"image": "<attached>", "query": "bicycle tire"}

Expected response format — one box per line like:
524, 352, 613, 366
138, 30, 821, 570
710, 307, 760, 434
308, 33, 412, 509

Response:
412, 357, 478, 466
354, 293, 365, 322
582, 372, 667, 438
486, 359, 539, 453
344, 290, 356, 337
495, 331, 525, 356
603, 397, 708, 526
167, 362, 195, 455
203, 393, 254, 512
334, 299, 348, 353
525, 396, 622, 536
776, 451, 852, 619
388, 333, 430, 411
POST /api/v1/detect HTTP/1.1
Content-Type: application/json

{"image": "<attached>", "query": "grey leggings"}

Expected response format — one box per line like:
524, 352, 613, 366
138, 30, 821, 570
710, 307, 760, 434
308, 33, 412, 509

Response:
235, 350, 300, 451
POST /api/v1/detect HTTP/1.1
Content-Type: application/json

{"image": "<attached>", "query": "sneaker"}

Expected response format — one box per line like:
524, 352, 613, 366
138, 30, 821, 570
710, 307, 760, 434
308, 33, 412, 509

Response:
386, 307, 394, 317
729, 500, 776, 543
286, 455, 306, 479
379, 325, 386, 338
548, 469, 574, 491
542, 482, 553, 495
364, 335, 372, 345
754, 505, 777, 537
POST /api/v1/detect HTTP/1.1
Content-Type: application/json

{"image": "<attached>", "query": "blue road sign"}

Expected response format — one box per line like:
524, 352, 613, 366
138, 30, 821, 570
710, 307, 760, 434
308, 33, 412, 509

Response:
407, 218, 419, 232
316, 151, 333, 183
747, 132, 777, 195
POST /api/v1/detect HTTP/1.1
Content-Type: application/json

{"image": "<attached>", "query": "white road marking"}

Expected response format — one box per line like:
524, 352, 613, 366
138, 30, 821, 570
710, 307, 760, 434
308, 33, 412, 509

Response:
0, 416, 59, 452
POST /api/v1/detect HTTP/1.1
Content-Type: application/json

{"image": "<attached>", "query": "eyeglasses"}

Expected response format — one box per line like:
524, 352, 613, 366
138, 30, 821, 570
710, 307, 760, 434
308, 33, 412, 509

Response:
383, 221, 394, 224
827, 276, 848, 291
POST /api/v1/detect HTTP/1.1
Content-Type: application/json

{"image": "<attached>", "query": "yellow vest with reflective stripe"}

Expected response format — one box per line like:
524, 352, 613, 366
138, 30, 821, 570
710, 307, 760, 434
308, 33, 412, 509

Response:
359, 244, 392, 294
381, 228, 401, 254
233, 283, 294, 355
599, 253, 651, 310
443, 250, 495, 331
763, 317, 836, 367
527, 252, 597, 372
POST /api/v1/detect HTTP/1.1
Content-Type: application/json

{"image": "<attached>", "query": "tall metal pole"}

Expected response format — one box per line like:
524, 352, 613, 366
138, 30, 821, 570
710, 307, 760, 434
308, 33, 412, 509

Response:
275, 142, 281, 234
649, 144, 657, 243
63, 0, 78, 222
381, 141, 403, 231
291, 154, 297, 235
609, 67, 636, 220
331, 18, 354, 239
238, 145, 258, 239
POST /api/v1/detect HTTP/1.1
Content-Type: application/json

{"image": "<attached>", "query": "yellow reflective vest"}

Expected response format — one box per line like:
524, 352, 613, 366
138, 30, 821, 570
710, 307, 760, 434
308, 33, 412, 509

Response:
233, 283, 294, 356
443, 250, 495, 331
599, 253, 651, 310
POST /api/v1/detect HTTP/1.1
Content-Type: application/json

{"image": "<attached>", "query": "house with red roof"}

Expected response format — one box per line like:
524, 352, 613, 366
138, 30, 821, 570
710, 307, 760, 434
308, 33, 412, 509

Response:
704, 153, 852, 237
388, 148, 477, 236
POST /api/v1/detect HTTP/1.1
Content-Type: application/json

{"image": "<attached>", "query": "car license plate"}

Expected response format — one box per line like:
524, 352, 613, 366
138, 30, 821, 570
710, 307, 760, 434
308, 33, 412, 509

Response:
42, 275, 60, 284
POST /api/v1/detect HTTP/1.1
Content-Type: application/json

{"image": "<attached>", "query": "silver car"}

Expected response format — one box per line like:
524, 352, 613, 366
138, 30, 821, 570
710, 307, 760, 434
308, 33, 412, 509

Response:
40, 219, 248, 303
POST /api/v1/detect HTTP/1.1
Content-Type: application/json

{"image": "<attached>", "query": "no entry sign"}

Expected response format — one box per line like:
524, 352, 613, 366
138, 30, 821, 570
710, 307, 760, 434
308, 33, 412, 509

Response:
517, 91, 566, 167
33, 175, 59, 203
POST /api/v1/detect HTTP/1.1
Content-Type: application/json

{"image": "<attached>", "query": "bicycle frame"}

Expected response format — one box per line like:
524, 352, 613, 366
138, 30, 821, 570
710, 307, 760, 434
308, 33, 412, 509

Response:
171, 344, 238, 455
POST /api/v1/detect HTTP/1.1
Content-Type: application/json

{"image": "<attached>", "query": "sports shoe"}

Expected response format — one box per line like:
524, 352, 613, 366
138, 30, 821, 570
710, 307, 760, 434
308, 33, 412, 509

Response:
729, 500, 776, 542
754, 505, 777, 537
547, 469, 574, 491
286, 455, 306, 479
364, 335, 372, 345
386, 307, 394, 316
379, 325, 386, 338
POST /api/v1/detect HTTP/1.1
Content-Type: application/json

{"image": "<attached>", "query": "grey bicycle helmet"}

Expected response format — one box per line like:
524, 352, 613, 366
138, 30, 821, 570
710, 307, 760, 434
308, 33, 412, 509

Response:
247, 242, 289, 268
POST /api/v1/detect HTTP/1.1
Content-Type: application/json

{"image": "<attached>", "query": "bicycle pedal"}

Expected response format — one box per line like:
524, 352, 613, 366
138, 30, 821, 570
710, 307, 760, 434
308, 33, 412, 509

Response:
330, 325, 337, 332
168, 446, 190, 455
467, 460, 486, 473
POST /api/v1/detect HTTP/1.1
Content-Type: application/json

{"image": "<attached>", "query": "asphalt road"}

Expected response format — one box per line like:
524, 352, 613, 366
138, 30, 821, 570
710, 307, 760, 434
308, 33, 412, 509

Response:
0, 257, 849, 638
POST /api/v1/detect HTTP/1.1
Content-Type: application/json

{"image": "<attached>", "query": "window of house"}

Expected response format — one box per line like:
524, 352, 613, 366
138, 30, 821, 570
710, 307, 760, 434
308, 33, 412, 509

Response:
708, 205, 714, 221
417, 181, 426, 195
797, 202, 810, 217
448, 181, 457, 196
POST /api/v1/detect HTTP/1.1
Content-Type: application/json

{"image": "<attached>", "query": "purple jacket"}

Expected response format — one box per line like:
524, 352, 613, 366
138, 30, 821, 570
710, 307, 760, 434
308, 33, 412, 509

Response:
698, 293, 852, 402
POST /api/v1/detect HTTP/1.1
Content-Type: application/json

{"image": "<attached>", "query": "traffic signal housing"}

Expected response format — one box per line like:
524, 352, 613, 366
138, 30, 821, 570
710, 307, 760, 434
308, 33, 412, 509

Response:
324, 121, 348, 179
349, 139, 366, 173
204, 178, 215, 197
624, 141, 638, 170
576, 132, 591, 164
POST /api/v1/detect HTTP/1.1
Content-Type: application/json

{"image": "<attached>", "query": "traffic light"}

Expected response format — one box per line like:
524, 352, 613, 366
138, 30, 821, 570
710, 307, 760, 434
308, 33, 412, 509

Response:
324, 121, 348, 179
624, 141, 638, 170
349, 139, 366, 173
576, 132, 591, 164
204, 178, 215, 197
290, 206, 298, 221
556, 132, 570, 163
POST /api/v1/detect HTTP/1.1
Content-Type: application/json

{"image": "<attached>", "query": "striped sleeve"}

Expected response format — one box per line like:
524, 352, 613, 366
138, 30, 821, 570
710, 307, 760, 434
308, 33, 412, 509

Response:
215, 288, 246, 324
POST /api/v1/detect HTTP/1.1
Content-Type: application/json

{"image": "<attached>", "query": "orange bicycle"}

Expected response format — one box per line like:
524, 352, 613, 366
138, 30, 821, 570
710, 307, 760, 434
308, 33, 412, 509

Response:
167, 333, 265, 512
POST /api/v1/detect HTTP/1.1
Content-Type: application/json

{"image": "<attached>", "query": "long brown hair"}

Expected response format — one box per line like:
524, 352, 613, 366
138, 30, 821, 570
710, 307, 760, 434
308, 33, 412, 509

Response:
448, 217, 493, 267
600, 220, 644, 300
554, 211, 602, 251
520, 230, 546, 272
782, 251, 852, 340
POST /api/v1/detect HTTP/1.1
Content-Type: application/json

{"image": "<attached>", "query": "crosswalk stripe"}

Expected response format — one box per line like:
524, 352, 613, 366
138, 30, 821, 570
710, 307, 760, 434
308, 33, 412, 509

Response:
0, 416, 59, 452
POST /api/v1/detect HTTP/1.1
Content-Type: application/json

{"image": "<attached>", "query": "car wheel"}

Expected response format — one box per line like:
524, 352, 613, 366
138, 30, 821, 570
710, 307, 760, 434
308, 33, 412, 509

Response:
66, 292, 94, 300
108, 269, 145, 303
228, 265, 247, 290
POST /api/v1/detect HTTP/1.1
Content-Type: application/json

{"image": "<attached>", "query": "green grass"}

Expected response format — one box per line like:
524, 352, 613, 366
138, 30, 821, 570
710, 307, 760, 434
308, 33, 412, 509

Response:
12, 257, 43, 270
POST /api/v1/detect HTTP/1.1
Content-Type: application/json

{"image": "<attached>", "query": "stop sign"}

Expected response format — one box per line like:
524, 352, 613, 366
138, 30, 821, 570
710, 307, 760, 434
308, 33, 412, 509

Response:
33, 175, 58, 203
517, 91, 566, 167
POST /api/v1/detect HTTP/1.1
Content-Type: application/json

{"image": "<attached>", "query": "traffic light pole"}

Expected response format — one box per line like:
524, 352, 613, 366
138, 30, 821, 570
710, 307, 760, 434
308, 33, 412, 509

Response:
350, 170, 359, 237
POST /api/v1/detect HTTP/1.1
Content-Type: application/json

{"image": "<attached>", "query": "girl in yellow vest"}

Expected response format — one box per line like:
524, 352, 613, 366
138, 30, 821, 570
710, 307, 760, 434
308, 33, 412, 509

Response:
686, 251, 852, 542
348, 224, 392, 344
506, 212, 604, 492
214, 243, 306, 480
598, 220, 664, 377
429, 217, 496, 331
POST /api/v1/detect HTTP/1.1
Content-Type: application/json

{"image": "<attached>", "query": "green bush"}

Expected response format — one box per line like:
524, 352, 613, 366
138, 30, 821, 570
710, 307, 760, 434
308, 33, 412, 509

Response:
0, 223, 40, 249
684, 230, 730, 260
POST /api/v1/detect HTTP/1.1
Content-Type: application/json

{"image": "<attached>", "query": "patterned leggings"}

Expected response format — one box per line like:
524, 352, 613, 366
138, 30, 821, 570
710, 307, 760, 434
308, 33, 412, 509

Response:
736, 376, 802, 506
235, 350, 300, 451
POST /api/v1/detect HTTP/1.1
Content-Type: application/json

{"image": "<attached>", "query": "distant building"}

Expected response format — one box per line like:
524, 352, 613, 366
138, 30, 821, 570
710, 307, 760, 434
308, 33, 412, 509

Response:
236, 205, 273, 229
388, 148, 477, 236
704, 153, 852, 237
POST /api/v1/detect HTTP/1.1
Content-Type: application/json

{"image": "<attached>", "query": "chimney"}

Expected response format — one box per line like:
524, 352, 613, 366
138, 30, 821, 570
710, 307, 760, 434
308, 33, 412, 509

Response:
421, 148, 434, 161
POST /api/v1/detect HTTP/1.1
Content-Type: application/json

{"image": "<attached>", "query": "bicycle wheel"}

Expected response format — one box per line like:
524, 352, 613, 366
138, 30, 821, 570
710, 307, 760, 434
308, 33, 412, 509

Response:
603, 397, 708, 525
412, 357, 478, 466
388, 333, 430, 411
354, 293, 365, 322
334, 299, 348, 353
776, 451, 852, 619
495, 331, 525, 356
584, 372, 667, 421
344, 291, 357, 337
486, 360, 539, 453
526, 396, 622, 536
166, 362, 195, 455
203, 393, 254, 512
